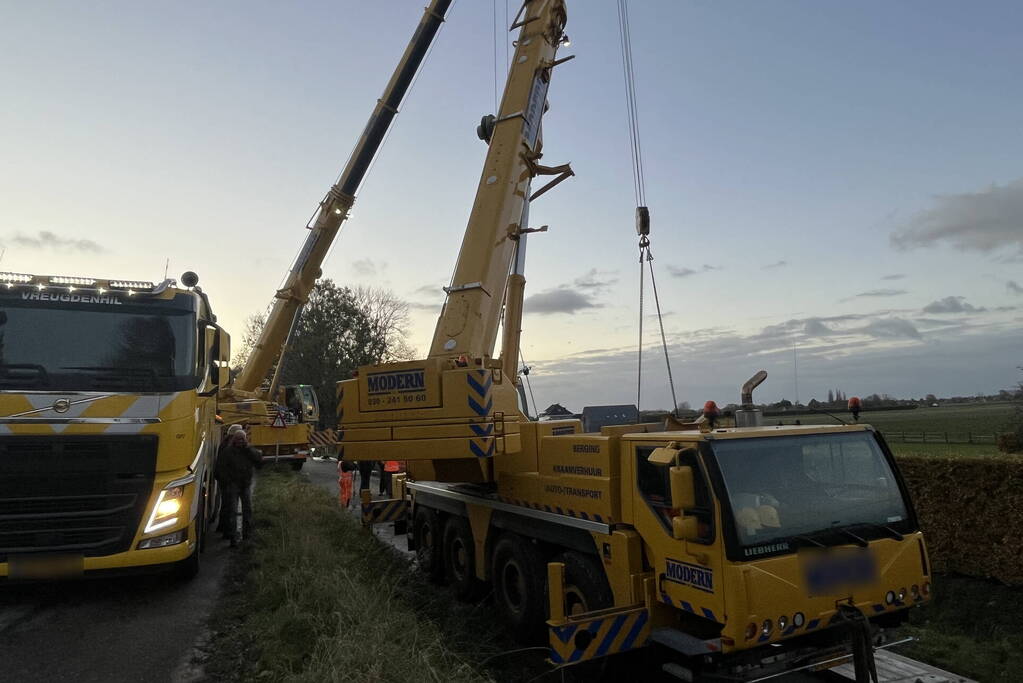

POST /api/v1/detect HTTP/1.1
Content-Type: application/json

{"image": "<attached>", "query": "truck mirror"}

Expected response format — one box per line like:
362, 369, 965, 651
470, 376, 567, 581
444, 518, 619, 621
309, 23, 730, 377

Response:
672, 515, 699, 541
648, 446, 677, 465
670, 465, 696, 510
205, 326, 219, 387
217, 330, 231, 387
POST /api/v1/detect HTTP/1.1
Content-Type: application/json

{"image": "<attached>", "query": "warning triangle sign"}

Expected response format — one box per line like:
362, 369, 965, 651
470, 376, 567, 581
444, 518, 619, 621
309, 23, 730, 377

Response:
271, 412, 287, 428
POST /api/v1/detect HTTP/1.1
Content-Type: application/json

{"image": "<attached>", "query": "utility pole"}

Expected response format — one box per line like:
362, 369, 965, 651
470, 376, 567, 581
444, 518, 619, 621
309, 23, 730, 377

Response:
793, 340, 799, 406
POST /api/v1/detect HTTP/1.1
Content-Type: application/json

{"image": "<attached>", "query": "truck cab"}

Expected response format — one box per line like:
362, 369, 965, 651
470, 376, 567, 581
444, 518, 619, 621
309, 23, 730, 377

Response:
0, 271, 229, 579
546, 423, 930, 678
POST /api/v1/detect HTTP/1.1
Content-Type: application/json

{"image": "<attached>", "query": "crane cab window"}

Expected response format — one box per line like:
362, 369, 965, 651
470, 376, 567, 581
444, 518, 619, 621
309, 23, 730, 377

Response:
636, 445, 714, 543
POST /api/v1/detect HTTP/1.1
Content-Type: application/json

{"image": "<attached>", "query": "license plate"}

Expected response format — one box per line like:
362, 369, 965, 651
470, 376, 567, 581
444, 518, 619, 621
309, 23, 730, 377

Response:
801, 548, 877, 596
8, 553, 84, 580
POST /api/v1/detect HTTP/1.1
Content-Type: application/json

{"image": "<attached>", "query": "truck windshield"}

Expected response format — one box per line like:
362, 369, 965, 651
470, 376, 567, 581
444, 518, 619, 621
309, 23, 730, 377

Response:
710, 432, 912, 555
0, 299, 197, 392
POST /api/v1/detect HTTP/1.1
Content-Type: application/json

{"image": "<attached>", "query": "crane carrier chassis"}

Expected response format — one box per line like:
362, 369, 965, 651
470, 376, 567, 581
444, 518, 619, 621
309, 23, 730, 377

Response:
354, 417, 932, 681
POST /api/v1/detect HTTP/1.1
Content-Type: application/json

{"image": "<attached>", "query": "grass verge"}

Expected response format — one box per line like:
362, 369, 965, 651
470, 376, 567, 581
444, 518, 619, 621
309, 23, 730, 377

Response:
896, 574, 1023, 681
197, 472, 547, 683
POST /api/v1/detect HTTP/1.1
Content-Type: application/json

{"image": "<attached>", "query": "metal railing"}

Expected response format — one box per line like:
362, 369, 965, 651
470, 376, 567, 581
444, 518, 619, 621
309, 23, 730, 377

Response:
882, 431, 996, 445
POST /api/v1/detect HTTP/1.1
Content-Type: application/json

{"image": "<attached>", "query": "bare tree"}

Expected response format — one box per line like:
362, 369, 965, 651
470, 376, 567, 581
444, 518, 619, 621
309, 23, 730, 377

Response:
230, 280, 414, 426
352, 286, 416, 361
231, 312, 268, 375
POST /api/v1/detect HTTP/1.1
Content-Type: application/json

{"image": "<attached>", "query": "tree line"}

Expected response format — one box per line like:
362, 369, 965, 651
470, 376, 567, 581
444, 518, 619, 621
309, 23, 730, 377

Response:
232, 280, 415, 427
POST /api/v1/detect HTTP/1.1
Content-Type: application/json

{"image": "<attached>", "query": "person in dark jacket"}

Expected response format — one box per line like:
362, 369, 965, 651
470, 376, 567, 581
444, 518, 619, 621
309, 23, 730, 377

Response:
216, 430, 262, 547
215, 424, 245, 536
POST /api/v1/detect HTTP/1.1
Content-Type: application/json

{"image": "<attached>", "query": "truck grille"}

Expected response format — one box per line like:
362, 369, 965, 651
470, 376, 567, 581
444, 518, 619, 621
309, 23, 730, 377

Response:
0, 435, 158, 561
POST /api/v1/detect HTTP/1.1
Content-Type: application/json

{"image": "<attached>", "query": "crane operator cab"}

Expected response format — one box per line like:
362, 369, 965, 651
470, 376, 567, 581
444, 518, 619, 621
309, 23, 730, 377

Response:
281, 384, 319, 424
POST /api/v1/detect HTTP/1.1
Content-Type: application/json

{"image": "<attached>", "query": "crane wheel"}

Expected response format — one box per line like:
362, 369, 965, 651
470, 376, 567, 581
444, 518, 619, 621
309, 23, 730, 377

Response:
554, 551, 613, 616
442, 515, 486, 601
413, 507, 444, 583
491, 533, 548, 644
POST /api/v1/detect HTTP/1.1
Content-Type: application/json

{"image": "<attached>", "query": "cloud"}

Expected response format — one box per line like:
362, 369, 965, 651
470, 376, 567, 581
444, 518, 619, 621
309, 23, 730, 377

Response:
881, 274, 905, 281
667, 264, 719, 278
762, 260, 788, 270
524, 287, 600, 315
407, 301, 442, 313
1008, 280, 1023, 295
413, 283, 441, 297
844, 289, 907, 301
861, 318, 921, 339
891, 178, 1023, 257
573, 268, 618, 291
922, 296, 987, 314
803, 318, 834, 337
7, 230, 103, 253
351, 259, 380, 277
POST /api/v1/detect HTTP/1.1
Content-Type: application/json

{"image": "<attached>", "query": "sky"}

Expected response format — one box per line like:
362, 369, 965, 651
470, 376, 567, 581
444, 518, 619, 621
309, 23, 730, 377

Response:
2, 0, 1022, 413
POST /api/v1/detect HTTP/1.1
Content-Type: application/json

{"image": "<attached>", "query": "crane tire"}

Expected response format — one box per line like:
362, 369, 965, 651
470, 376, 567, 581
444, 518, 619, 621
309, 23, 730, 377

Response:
491, 533, 548, 643
554, 550, 613, 616
413, 506, 445, 583
442, 515, 486, 601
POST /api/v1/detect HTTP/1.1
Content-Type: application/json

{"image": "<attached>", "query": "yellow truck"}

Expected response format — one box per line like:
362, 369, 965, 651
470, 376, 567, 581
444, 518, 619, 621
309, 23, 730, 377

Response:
0, 0, 452, 583
336, 1, 931, 678
0, 271, 229, 580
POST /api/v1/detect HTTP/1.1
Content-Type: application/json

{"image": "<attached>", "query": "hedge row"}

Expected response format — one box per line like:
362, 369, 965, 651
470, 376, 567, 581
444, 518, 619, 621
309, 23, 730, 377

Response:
896, 454, 1023, 585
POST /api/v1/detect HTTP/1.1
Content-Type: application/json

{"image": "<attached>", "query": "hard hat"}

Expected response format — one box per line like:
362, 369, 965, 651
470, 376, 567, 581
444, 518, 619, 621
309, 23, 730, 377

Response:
756, 505, 781, 528
736, 507, 763, 534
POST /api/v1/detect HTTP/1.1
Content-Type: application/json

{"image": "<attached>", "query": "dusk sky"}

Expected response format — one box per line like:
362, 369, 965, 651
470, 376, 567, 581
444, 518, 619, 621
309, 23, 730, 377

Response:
2, 0, 1021, 412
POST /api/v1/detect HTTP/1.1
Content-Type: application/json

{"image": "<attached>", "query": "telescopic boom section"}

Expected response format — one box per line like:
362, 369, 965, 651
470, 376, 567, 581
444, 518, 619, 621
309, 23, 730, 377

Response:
233, 0, 453, 394
428, 0, 568, 361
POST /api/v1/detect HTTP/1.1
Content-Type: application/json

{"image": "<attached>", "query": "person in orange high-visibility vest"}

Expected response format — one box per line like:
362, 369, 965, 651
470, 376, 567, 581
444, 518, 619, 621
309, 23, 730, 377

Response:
338, 460, 355, 508
381, 460, 401, 497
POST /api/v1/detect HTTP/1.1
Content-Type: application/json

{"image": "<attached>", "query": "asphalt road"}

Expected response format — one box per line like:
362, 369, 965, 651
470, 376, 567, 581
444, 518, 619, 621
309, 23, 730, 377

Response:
0, 528, 230, 683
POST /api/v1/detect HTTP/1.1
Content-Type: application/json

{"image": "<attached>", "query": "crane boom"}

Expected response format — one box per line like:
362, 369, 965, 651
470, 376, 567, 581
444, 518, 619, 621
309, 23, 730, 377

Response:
428, 0, 569, 361
336, 0, 571, 485
234, 0, 453, 393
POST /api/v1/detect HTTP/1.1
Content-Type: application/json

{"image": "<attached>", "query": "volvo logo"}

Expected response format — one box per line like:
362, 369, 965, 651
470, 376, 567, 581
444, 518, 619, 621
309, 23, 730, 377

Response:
53, 398, 72, 414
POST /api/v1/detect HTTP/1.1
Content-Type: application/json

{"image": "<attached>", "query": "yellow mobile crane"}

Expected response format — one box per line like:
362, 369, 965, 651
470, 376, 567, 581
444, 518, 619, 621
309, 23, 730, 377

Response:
219, 0, 455, 470
338, 1, 931, 679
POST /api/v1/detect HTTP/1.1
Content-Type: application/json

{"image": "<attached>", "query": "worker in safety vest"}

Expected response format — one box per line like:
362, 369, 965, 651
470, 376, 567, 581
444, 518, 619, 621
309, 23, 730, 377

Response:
381, 460, 401, 497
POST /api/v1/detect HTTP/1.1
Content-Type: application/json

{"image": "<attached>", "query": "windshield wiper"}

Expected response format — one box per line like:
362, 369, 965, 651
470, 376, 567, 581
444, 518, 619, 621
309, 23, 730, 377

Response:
848, 521, 904, 542
790, 534, 827, 549
60, 366, 159, 389
0, 363, 50, 387
831, 526, 868, 547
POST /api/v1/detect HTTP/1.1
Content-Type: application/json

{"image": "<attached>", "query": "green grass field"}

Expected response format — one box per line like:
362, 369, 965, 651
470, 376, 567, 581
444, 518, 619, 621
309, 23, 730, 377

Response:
199, 472, 551, 683
769, 402, 1017, 456
897, 574, 1023, 682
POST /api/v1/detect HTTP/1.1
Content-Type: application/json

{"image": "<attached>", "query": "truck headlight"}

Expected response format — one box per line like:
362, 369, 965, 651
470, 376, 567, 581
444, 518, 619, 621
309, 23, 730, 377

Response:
144, 484, 187, 533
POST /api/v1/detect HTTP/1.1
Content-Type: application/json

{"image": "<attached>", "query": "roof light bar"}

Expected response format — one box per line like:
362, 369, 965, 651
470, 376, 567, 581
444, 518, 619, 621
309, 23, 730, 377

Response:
0, 272, 32, 283
50, 276, 97, 286
110, 280, 155, 290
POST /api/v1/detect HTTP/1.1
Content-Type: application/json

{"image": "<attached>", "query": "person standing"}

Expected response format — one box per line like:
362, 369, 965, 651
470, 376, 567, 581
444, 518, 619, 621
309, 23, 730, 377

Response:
357, 460, 375, 498
216, 430, 262, 547
215, 424, 245, 536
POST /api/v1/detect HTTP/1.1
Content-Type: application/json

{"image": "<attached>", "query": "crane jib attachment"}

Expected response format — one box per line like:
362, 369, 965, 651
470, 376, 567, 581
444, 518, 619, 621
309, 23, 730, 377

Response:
233, 0, 453, 394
